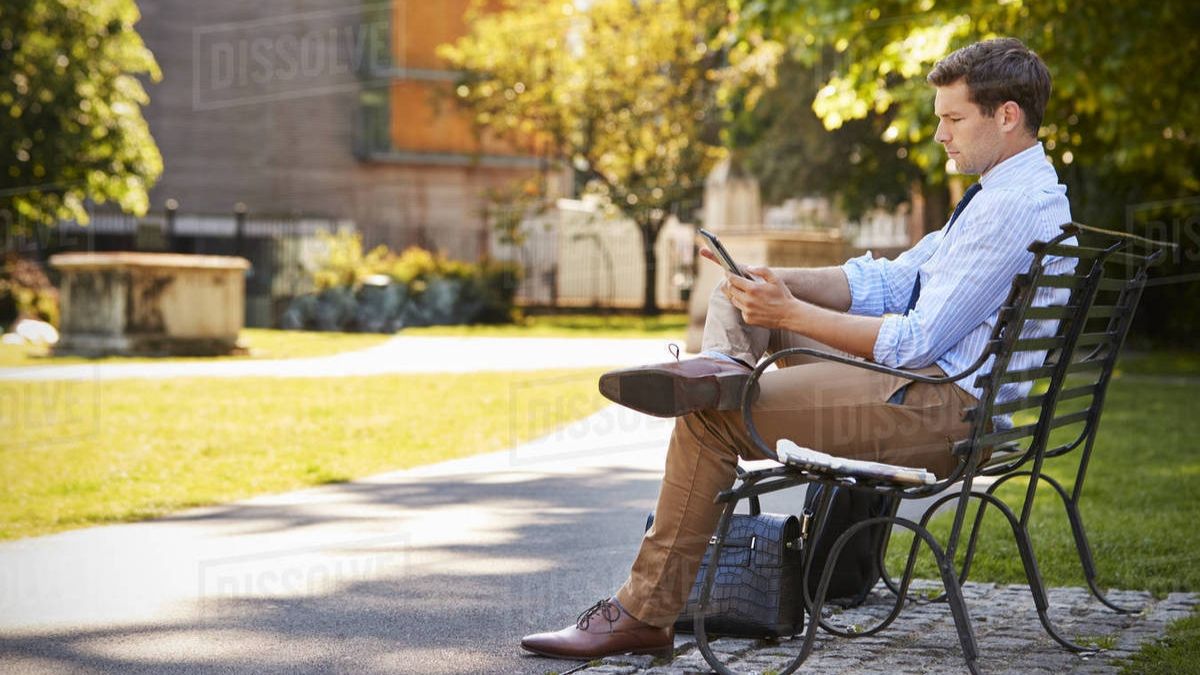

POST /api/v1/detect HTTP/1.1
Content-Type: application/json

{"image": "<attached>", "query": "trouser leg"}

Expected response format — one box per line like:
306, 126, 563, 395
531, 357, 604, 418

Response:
616, 359, 976, 628
700, 280, 769, 365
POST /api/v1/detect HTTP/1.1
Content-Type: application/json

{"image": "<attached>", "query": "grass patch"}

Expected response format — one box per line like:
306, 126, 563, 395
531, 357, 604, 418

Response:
0, 367, 607, 539
1121, 610, 1200, 674
402, 312, 688, 339
0, 329, 391, 368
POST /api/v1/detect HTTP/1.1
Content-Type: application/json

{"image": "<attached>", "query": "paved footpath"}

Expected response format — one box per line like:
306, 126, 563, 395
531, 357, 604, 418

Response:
581, 582, 1197, 675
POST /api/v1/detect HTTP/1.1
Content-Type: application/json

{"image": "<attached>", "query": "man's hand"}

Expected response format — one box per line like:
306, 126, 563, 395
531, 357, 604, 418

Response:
698, 243, 877, 358
724, 266, 803, 330
700, 245, 852, 312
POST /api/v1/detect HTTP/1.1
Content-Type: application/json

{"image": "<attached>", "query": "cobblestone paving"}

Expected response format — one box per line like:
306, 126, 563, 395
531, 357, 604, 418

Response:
576, 582, 1197, 675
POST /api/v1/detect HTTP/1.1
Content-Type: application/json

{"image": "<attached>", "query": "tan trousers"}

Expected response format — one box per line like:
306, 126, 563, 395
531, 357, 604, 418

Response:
614, 283, 977, 628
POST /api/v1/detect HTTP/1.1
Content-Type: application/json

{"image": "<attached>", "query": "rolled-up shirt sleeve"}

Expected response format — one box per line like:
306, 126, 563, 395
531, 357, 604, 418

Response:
872, 191, 1039, 368
841, 252, 890, 316
841, 230, 941, 317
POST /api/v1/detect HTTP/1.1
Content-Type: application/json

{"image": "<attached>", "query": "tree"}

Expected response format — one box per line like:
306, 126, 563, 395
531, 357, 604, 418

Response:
439, 0, 738, 315
739, 1, 1199, 214
0, 0, 162, 232
726, 51, 921, 221
738, 0, 1200, 345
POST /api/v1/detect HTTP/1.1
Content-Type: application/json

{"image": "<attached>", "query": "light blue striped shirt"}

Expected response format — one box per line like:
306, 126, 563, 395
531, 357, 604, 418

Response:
842, 143, 1074, 417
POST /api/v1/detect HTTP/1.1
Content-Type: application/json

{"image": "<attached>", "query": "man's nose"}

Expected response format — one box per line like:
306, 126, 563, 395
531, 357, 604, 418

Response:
934, 122, 950, 144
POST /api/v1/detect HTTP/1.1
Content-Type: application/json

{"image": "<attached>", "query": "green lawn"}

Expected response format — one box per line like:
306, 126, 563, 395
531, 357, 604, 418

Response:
0, 367, 608, 539
880, 370, 1200, 670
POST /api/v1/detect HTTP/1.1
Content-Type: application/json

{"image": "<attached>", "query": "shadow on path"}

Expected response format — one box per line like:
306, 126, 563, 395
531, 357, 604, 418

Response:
0, 464, 669, 675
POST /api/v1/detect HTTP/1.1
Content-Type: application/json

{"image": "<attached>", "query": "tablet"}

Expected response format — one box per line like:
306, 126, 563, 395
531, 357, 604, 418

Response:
699, 228, 752, 279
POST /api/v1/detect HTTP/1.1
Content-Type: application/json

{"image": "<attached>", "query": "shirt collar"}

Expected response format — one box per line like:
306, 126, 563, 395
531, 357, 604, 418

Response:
979, 142, 1048, 190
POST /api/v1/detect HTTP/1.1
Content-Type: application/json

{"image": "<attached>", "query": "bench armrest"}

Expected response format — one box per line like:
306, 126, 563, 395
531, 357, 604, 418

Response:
739, 346, 991, 464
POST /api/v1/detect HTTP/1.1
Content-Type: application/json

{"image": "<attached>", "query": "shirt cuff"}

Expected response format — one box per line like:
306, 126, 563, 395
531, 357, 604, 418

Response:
841, 252, 886, 316
872, 314, 905, 366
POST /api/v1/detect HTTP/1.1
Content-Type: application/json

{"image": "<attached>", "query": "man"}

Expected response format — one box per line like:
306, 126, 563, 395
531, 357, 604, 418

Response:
521, 37, 1072, 661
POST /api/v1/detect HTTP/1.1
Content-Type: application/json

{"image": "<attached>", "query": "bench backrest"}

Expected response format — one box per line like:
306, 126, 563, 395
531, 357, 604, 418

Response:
954, 223, 1165, 476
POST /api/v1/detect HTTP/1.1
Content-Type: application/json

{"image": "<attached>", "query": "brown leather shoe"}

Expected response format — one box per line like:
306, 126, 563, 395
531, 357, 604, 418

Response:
520, 598, 674, 660
598, 357, 753, 417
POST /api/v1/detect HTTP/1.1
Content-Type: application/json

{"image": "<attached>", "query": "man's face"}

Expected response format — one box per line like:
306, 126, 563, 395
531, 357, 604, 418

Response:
933, 79, 1005, 176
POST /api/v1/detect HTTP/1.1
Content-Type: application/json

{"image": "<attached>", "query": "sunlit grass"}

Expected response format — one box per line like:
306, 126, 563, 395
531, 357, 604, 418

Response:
0, 367, 608, 539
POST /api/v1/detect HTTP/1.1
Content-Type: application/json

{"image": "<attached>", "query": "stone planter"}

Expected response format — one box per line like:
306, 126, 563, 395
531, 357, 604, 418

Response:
49, 252, 251, 356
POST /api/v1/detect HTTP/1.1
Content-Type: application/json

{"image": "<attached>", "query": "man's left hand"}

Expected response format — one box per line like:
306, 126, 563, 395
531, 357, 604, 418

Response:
725, 266, 803, 330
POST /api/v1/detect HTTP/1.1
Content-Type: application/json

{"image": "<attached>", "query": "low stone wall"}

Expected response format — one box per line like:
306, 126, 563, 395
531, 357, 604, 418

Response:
50, 252, 250, 356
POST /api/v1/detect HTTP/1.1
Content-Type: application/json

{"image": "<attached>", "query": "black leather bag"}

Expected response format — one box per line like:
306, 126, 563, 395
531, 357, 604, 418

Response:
801, 484, 898, 607
645, 493, 804, 638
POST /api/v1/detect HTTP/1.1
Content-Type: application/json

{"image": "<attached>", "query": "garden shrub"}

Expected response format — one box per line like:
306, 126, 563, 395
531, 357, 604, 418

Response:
282, 232, 521, 332
0, 253, 59, 330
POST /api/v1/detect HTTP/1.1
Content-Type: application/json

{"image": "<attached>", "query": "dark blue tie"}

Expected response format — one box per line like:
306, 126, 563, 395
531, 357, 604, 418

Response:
904, 182, 982, 314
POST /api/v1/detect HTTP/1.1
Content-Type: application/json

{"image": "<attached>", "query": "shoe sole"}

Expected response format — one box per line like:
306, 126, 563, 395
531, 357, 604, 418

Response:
598, 367, 752, 418
520, 643, 675, 660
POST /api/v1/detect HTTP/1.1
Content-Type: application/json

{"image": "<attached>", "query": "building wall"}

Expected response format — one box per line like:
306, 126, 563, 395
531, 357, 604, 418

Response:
138, 0, 538, 259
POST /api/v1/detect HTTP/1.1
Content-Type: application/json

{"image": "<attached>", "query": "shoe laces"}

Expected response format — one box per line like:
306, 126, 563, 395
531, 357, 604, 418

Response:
576, 598, 621, 630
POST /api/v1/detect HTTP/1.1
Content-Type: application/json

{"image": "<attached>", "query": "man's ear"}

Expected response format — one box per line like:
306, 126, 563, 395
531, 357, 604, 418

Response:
997, 100, 1023, 133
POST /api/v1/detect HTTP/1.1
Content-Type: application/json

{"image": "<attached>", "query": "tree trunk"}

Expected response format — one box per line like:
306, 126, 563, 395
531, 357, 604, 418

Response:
638, 219, 661, 316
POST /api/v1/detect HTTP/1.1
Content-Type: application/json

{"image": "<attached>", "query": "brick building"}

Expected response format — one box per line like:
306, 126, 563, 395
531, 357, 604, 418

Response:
138, 0, 550, 259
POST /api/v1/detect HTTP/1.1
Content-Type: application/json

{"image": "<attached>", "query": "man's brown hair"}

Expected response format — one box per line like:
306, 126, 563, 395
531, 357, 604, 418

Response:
927, 37, 1051, 136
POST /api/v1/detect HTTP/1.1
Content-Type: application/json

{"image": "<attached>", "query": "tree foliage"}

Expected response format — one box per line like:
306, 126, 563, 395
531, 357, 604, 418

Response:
439, 0, 742, 314
739, 0, 1200, 346
740, 0, 1200, 211
0, 0, 162, 230
726, 51, 921, 220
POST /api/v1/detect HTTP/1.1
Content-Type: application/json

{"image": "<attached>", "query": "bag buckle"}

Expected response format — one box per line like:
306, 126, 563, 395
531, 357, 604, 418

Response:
708, 535, 757, 550
800, 509, 813, 540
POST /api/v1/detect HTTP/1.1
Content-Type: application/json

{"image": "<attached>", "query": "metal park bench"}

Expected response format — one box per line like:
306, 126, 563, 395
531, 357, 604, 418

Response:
693, 223, 1170, 674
